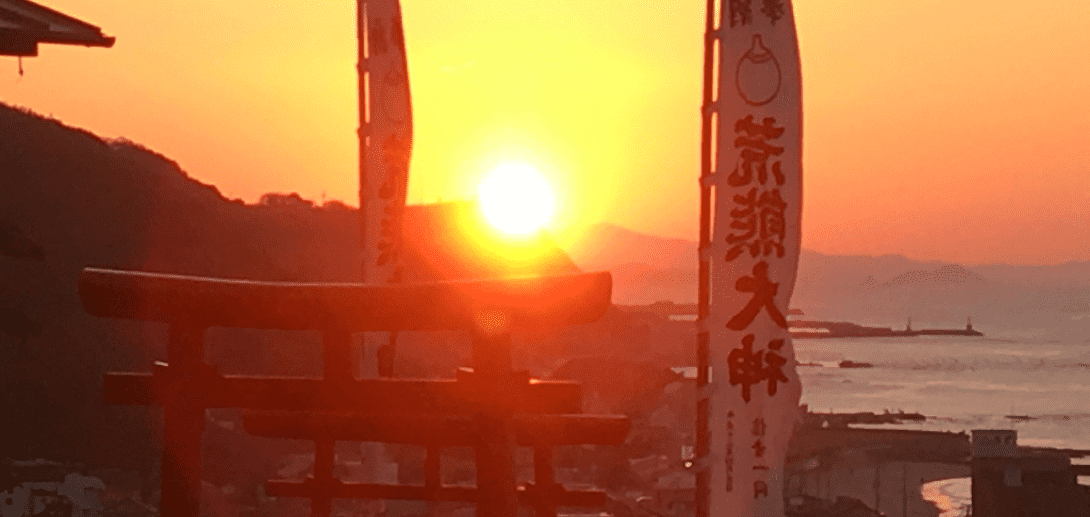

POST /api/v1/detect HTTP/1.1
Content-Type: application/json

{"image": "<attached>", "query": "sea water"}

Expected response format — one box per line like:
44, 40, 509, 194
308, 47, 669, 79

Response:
794, 335, 1090, 516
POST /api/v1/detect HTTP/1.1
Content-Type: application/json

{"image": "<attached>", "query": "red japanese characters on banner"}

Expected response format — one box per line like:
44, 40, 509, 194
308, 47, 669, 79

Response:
699, 0, 802, 515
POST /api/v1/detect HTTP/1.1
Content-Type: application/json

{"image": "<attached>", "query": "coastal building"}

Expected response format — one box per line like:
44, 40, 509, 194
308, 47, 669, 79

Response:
971, 430, 1090, 517
784, 427, 971, 517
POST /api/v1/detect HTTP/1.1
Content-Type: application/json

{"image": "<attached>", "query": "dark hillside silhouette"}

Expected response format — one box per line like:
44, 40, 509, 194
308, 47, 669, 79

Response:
0, 102, 582, 473
0, 102, 364, 469
0, 219, 45, 260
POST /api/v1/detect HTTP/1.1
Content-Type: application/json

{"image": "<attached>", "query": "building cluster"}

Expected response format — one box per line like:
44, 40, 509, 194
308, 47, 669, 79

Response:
970, 430, 1090, 517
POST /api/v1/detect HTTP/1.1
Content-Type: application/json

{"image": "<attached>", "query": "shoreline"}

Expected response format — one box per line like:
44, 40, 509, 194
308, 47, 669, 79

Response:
921, 478, 970, 517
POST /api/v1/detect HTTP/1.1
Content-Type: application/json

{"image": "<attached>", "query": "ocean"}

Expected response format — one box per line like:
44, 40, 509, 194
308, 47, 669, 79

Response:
794, 335, 1090, 516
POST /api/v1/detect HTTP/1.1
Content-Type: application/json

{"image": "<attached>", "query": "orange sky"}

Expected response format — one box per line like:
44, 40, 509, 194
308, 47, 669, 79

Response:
1, 1, 1088, 265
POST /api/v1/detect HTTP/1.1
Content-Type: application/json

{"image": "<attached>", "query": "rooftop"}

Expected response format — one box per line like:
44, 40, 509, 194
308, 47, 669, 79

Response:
0, 0, 114, 56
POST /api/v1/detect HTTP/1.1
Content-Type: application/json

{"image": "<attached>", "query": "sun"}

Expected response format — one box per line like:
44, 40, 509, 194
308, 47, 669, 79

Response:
478, 163, 555, 236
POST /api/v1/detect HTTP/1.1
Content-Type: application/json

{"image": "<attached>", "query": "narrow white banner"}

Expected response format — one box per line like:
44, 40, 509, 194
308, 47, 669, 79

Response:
362, 0, 412, 285
707, 1, 802, 515
359, 0, 412, 494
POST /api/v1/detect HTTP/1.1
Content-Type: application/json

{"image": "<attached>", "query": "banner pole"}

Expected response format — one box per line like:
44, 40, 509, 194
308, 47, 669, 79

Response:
696, 1, 718, 517
356, 6, 389, 517
357, 0, 369, 283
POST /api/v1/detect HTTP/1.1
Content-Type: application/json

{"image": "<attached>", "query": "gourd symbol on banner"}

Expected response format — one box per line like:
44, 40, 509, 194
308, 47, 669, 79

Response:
700, 0, 802, 515
736, 37, 781, 107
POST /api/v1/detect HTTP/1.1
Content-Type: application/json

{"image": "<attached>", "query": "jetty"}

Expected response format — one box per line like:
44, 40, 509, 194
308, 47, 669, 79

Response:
617, 302, 984, 339
789, 318, 983, 339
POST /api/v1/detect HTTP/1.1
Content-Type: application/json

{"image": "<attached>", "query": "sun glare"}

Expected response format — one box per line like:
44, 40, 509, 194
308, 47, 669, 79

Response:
478, 163, 555, 236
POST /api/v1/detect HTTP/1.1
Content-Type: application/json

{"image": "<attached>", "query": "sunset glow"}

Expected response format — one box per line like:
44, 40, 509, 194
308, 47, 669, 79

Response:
4, 4, 1090, 511
1, 1, 1088, 264
478, 163, 555, 236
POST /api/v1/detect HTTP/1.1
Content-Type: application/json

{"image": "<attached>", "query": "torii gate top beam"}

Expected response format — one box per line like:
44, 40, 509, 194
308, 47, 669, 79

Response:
79, 268, 612, 332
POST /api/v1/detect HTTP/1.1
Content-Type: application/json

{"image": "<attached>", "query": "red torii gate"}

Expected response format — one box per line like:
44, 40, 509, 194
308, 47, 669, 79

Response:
80, 267, 627, 517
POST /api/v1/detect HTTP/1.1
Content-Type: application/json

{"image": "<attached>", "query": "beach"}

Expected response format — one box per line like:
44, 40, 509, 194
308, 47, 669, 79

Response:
795, 335, 1090, 515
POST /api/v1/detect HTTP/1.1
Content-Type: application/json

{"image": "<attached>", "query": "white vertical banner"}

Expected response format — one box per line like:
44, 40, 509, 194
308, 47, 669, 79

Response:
358, 0, 412, 492
707, 1, 802, 515
362, 0, 412, 286
360, 0, 411, 378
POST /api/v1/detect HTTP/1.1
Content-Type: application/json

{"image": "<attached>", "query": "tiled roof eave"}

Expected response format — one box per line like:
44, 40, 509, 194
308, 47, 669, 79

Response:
0, 0, 114, 48
0, 27, 113, 48
35, 32, 114, 47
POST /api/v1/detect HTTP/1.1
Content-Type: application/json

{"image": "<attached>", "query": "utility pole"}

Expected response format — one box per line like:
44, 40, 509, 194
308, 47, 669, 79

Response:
875, 463, 882, 512
903, 463, 909, 517
357, 0, 369, 273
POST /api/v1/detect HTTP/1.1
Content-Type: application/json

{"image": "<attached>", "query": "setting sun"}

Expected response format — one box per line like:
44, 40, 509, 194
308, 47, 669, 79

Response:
478, 163, 555, 236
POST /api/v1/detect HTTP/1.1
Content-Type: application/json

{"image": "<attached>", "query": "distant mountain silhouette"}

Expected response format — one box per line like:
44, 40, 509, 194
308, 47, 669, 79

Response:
565, 223, 696, 272
879, 264, 987, 288
563, 224, 1087, 296
560, 226, 964, 303
562, 223, 1090, 339
971, 261, 1090, 286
